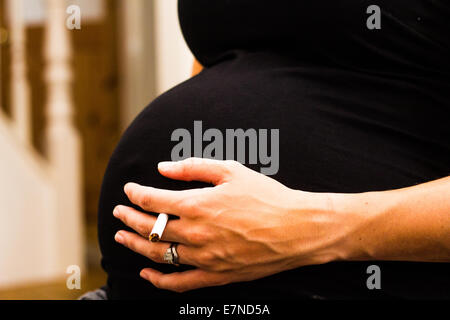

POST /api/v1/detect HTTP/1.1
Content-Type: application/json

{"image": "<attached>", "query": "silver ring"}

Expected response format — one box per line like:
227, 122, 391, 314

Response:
171, 243, 180, 266
163, 243, 180, 266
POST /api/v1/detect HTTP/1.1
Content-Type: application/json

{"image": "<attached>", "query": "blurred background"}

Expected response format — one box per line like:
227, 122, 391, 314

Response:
0, 0, 193, 299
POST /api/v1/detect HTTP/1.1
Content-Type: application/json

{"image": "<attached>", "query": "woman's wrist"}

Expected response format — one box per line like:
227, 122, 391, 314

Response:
327, 191, 385, 262
287, 189, 386, 266
290, 177, 450, 266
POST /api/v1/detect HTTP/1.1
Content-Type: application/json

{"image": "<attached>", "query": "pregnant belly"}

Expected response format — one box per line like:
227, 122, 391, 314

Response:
98, 51, 449, 299
121, 50, 445, 193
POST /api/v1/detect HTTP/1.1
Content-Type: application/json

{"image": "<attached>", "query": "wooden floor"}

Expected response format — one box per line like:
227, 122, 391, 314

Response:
0, 267, 107, 300
0, 224, 107, 300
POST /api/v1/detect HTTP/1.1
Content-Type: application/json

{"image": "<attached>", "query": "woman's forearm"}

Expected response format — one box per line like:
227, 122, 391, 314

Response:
325, 176, 450, 263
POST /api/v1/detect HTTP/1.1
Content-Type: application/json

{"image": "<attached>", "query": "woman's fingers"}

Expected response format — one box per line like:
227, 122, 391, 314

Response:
113, 205, 186, 243
114, 230, 198, 267
139, 268, 228, 293
123, 158, 243, 216
158, 157, 241, 185
124, 183, 211, 217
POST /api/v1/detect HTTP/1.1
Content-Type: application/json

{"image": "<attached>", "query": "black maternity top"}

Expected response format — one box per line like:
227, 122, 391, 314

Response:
98, 0, 450, 299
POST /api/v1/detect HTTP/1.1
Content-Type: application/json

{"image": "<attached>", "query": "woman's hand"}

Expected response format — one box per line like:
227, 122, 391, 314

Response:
113, 158, 361, 293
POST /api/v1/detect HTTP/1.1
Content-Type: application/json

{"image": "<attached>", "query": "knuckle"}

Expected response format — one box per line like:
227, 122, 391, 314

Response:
199, 251, 214, 267
190, 232, 205, 245
198, 250, 221, 270
209, 248, 232, 272
181, 158, 197, 176
148, 248, 160, 262
130, 242, 143, 255
225, 159, 240, 168
134, 220, 148, 236
151, 277, 163, 289
186, 226, 211, 245
214, 276, 230, 287
121, 235, 131, 249
119, 212, 129, 225
183, 157, 196, 166
139, 195, 153, 211
186, 230, 201, 244
178, 196, 198, 211
173, 285, 187, 293
224, 160, 241, 176
187, 157, 203, 166
125, 187, 134, 199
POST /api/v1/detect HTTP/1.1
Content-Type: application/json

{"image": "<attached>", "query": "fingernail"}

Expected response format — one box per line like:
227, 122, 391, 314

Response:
158, 161, 174, 171
140, 270, 149, 280
113, 206, 120, 217
124, 182, 139, 195
124, 183, 131, 193
115, 231, 124, 243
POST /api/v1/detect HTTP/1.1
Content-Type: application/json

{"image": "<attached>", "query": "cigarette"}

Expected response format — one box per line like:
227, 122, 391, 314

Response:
149, 213, 169, 242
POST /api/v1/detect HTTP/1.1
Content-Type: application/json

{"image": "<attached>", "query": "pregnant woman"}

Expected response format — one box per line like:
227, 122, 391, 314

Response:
97, 0, 450, 299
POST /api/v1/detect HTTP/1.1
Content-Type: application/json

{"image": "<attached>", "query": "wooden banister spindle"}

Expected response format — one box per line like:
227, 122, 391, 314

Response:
8, 0, 31, 143
44, 0, 84, 271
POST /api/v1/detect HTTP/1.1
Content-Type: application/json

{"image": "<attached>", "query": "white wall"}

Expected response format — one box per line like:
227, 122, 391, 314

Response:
153, 0, 193, 95
0, 115, 60, 288
119, 0, 193, 129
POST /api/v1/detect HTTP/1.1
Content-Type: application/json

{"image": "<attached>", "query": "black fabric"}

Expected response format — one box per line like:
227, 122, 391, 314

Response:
98, 0, 450, 299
